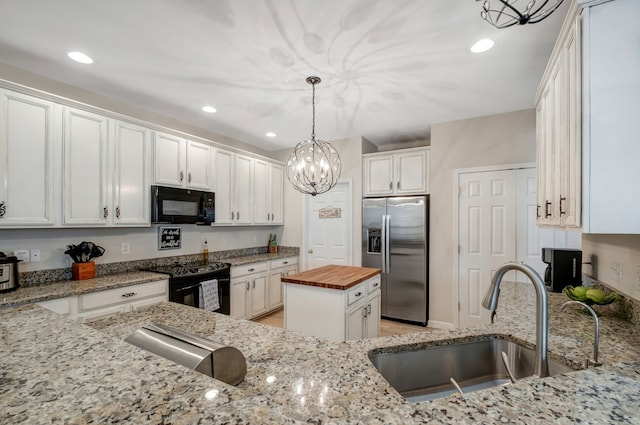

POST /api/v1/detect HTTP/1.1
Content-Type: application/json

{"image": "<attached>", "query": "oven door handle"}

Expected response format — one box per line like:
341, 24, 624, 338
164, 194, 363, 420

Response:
174, 282, 203, 293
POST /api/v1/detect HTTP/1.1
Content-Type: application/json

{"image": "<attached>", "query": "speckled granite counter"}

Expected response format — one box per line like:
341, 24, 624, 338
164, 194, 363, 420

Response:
0, 271, 168, 308
2, 281, 640, 424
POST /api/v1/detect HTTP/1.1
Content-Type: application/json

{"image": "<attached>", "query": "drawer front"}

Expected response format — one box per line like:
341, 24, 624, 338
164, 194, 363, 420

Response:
367, 275, 381, 293
347, 283, 366, 306
269, 256, 298, 269
231, 262, 268, 277
80, 280, 167, 311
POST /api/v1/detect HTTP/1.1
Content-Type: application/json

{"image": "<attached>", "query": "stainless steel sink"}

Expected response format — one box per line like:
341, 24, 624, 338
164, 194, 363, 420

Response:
369, 338, 577, 402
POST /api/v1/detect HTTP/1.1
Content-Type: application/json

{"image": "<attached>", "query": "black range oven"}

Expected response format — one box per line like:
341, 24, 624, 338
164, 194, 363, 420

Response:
146, 262, 231, 314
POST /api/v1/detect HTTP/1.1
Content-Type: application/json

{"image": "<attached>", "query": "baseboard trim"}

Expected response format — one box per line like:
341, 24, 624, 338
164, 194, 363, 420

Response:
427, 320, 455, 330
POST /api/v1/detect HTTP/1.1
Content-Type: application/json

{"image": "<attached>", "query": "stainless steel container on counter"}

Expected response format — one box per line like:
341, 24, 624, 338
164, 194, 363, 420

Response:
125, 323, 247, 386
0, 252, 20, 293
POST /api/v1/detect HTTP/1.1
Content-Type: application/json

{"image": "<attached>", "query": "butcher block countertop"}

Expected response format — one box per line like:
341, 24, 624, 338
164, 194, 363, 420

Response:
281, 265, 381, 290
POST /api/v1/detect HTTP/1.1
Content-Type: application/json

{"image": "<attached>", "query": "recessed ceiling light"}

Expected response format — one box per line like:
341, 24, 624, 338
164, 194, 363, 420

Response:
67, 51, 93, 64
202, 105, 217, 113
470, 38, 495, 53
266, 132, 277, 138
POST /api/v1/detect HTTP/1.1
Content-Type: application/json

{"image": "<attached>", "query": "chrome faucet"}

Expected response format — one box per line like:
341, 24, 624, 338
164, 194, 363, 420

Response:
482, 262, 549, 378
560, 301, 602, 368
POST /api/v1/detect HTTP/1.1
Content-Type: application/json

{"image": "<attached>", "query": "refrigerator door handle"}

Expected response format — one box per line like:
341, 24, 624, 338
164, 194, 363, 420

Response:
385, 215, 391, 273
381, 214, 386, 274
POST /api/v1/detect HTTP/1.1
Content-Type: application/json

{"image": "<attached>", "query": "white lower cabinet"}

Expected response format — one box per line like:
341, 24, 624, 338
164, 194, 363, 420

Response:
285, 273, 381, 342
230, 262, 269, 319
267, 257, 298, 310
37, 279, 168, 323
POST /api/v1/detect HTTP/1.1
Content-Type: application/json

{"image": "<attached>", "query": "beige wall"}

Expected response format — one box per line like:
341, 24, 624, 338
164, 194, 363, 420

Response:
429, 109, 537, 326
582, 234, 640, 300
276, 136, 375, 270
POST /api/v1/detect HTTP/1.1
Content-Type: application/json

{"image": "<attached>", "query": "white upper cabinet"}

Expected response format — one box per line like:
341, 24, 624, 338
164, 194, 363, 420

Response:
0, 90, 57, 227
62, 107, 110, 225
112, 121, 151, 225
253, 159, 284, 225
363, 147, 430, 197
213, 148, 253, 225
153, 131, 211, 190
535, 6, 581, 228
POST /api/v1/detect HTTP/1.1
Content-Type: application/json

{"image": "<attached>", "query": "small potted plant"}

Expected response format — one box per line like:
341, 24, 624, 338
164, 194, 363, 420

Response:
65, 241, 105, 280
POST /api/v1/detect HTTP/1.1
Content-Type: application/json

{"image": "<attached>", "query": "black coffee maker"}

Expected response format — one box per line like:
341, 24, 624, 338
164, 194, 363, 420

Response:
541, 248, 582, 292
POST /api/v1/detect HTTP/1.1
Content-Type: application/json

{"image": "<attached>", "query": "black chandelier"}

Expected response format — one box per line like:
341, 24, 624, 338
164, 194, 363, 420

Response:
477, 0, 566, 28
286, 76, 341, 197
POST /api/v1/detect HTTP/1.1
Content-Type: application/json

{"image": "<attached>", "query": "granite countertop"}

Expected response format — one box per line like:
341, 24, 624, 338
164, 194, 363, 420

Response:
1, 281, 639, 423
224, 252, 298, 267
0, 271, 169, 308
282, 265, 381, 290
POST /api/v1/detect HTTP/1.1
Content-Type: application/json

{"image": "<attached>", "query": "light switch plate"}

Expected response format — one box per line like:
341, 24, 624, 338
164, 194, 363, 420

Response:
14, 249, 29, 262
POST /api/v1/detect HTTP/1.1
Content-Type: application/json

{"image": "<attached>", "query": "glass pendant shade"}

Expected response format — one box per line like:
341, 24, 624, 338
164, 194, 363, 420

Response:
477, 0, 565, 28
286, 76, 341, 196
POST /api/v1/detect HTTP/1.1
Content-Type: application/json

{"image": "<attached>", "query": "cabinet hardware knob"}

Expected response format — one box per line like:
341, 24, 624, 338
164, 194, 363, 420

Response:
232, 211, 235, 220
283, 261, 288, 265
355, 292, 362, 297
559, 196, 567, 216
363, 306, 368, 318
252, 281, 255, 289
121, 292, 137, 298
308, 249, 313, 254
180, 171, 184, 182
0, 201, 5, 218
116, 206, 121, 219
188, 172, 192, 183
545, 201, 552, 218
373, 282, 379, 287
397, 181, 400, 190
248, 268, 255, 272
246, 282, 250, 290
536, 204, 541, 219
237, 211, 240, 220
389, 182, 392, 190
103, 206, 109, 218
271, 213, 274, 221
367, 304, 372, 315
267, 213, 270, 220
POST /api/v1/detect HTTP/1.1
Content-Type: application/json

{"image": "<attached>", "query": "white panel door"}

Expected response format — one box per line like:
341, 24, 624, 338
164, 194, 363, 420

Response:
186, 140, 211, 190
234, 154, 253, 224
154, 132, 185, 187
113, 121, 150, 225
305, 181, 351, 269
0, 90, 56, 226
458, 170, 516, 328
252, 159, 270, 224
213, 149, 234, 224
62, 107, 109, 225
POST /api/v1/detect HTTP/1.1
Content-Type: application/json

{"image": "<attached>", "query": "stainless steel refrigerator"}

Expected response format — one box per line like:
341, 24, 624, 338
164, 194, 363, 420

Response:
362, 196, 429, 326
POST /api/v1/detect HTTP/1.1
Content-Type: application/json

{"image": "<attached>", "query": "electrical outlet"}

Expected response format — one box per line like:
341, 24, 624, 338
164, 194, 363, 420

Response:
121, 243, 130, 255
14, 249, 29, 263
30, 249, 41, 263
610, 260, 623, 285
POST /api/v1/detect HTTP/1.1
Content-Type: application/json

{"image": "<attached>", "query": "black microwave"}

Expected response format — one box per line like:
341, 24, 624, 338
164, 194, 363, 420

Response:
151, 185, 215, 225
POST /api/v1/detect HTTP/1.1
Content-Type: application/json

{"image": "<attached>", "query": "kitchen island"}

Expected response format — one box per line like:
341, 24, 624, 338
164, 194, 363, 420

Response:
1, 281, 640, 423
282, 265, 382, 341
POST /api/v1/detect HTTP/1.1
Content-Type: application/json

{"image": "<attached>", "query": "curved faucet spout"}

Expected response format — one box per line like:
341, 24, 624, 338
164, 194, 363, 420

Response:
482, 262, 549, 378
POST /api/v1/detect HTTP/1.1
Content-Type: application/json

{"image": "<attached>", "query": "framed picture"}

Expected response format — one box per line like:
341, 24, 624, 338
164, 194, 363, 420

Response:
158, 226, 181, 250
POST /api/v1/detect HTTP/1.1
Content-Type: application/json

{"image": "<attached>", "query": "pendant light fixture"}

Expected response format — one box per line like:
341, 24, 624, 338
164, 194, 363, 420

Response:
477, 0, 565, 29
286, 76, 341, 197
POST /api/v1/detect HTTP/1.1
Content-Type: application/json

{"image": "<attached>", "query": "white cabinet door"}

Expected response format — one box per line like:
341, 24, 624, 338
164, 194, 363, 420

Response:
365, 289, 381, 339
186, 140, 211, 190
253, 159, 270, 224
0, 90, 56, 226
396, 150, 428, 194
346, 300, 365, 341
214, 148, 234, 224
364, 155, 393, 196
234, 154, 253, 224
250, 273, 268, 317
113, 121, 151, 226
154, 132, 185, 187
230, 277, 249, 319
62, 107, 109, 225
270, 163, 284, 224
268, 268, 284, 309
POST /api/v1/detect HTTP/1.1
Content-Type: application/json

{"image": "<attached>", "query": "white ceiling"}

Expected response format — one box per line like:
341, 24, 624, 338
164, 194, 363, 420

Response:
0, 0, 568, 151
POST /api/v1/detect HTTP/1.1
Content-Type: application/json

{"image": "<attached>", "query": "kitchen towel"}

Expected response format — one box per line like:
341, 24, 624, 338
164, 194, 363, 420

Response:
199, 279, 220, 312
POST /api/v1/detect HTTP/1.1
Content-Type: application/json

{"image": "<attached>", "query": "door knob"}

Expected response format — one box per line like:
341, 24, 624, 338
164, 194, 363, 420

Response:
308, 249, 313, 254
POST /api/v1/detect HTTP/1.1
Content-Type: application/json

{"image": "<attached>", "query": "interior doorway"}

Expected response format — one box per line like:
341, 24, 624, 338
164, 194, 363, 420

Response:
303, 180, 352, 270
